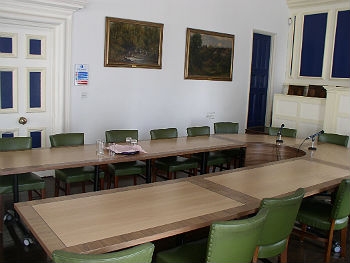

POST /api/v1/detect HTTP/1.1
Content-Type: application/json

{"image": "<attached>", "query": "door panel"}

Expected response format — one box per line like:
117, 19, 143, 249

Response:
247, 33, 271, 128
0, 25, 52, 147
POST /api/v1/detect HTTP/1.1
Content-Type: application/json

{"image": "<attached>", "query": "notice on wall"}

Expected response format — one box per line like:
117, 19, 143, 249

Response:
74, 64, 89, 85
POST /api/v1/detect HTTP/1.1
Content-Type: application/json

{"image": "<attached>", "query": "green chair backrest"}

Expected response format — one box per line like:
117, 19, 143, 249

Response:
206, 208, 268, 263
331, 179, 350, 220
318, 133, 349, 147
0, 137, 32, 151
258, 188, 304, 247
268, 127, 297, 138
214, 122, 239, 134
187, 126, 210, 137
52, 242, 154, 263
150, 128, 178, 140
49, 133, 84, 147
105, 130, 138, 143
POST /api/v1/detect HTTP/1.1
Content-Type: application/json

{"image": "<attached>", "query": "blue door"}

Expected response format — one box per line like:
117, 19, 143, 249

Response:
247, 33, 271, 128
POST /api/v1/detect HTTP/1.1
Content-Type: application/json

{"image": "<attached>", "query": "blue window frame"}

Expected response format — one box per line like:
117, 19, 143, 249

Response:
332, 10, 350, 78
300, 13, 328, 77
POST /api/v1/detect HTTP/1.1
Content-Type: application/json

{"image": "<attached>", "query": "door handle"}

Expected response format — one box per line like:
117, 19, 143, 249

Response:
18, 116, 27, 125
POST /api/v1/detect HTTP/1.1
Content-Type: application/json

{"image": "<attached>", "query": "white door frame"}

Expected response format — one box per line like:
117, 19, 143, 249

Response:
0, 0, 87, 133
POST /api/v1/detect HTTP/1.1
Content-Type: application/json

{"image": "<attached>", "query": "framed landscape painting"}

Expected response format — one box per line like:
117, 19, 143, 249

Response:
104, 17, 163, 69
184, 28, 235, 81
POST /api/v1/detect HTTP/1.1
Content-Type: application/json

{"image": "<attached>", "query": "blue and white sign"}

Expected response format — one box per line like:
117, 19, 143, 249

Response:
74, 64, 89, 85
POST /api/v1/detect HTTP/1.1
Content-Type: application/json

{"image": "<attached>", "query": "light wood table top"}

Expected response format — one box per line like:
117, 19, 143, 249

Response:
0, 135, 246, 176
13, 134, 350, 257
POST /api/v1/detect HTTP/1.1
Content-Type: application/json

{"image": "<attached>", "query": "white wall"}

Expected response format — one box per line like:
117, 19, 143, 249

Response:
70, 0, 289, 143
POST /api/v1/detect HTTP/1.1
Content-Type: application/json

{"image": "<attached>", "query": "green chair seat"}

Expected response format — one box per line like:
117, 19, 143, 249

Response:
0, 137, 46, 233
318, 133, 349, 147
252, 188, 305, 263
154, 156, 199, 173
295, 179, 350, 263
0, 173, 45, 194
52, 242, 155, 263
50, 133, 104, 196
156, 208, 268, 263
214, 122, 242, 168
268, 126, 297, 138
55, 167, 95, 184
150, 128, 198, 181
187, 126, 229, 173
105, 130, 146, 188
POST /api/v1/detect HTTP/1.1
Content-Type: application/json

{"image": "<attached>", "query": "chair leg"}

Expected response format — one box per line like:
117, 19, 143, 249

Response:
133, 175, 137, 185
252, 246, 259, 263
99, 178, 104, 190
325, 220, 336, 263
279, 238, 289, 263
82, 182, 86, 193
114, 176, 119, 188
41, 189, 46, 199
0, 194, 3, 234
55, 178, 60, 197
340, 227, 347, 258
28, 190, 33, 201
65, 183, 71, 195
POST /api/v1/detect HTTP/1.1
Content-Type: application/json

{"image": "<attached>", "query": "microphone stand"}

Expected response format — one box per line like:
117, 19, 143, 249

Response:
308, 137, 317, 151
276, 133, 283, 145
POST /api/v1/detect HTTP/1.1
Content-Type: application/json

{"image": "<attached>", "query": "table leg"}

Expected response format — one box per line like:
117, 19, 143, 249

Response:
12, 174, 19, 203
94, 165, 100, 191
239, 147, 246, 168
200, 152, 209, 174
145, 160, 152, 183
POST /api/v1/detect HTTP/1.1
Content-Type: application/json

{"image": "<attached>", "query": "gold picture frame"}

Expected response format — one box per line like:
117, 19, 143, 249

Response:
184, 28, 235, 81
104, 17, 164, 69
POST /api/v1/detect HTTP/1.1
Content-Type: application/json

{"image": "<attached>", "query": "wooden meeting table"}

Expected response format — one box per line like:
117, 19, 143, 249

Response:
10, 134, 350, 258
0, 134, 247, 202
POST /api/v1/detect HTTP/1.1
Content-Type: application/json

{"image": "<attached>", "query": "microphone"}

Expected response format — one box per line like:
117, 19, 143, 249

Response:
306, 130, 324, 150
306, 130, 324, 140
276, 124, 284, 144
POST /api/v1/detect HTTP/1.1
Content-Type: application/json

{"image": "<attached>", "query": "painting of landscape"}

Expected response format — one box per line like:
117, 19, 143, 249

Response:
185, 28, 234, 81
105, 17, 163, 68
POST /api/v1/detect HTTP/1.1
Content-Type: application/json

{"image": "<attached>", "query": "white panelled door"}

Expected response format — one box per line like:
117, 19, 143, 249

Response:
0, 24, 53, 148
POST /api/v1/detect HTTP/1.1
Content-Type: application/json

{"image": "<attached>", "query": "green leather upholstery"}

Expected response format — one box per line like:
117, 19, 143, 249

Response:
105, 130, 146, 188
150, 128, 198, 181
213, 122, 242, 168
49, 133, 104, 196
214, 122, 239, 134
156, 208, 268, 263
268, 127, 297, 138
252, 188, 305, 263
0, 137, 45, 233
318, 133, 349, 147
187, 126, 228, 173
296, 179, 350, 263
52, 242, 154, 263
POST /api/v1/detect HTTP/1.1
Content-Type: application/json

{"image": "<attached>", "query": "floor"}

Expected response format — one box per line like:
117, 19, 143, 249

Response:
1, 167, 349, 262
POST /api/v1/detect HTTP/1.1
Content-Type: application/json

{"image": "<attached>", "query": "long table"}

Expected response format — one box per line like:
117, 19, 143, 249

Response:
11, 134, 350, 257
0, 135, 247, 200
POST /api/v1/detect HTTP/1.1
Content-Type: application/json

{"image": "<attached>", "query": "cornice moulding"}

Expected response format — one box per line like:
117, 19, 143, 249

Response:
287, 0, 350, 8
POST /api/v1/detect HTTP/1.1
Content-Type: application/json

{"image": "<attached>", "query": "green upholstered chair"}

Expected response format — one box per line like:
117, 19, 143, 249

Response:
252, 188, 305, 263
150, 128, 198, 181
214, 122, 242, 168
318, 132, 349, 147
187, 126, 228, 173
156, 208, 268, 263
49, 133, 104, 196
52, 242, 154, 263
0, 137, 45, 233
295, 179, 350, 263
105, 130, 146, 188
268, 126, 297, 138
